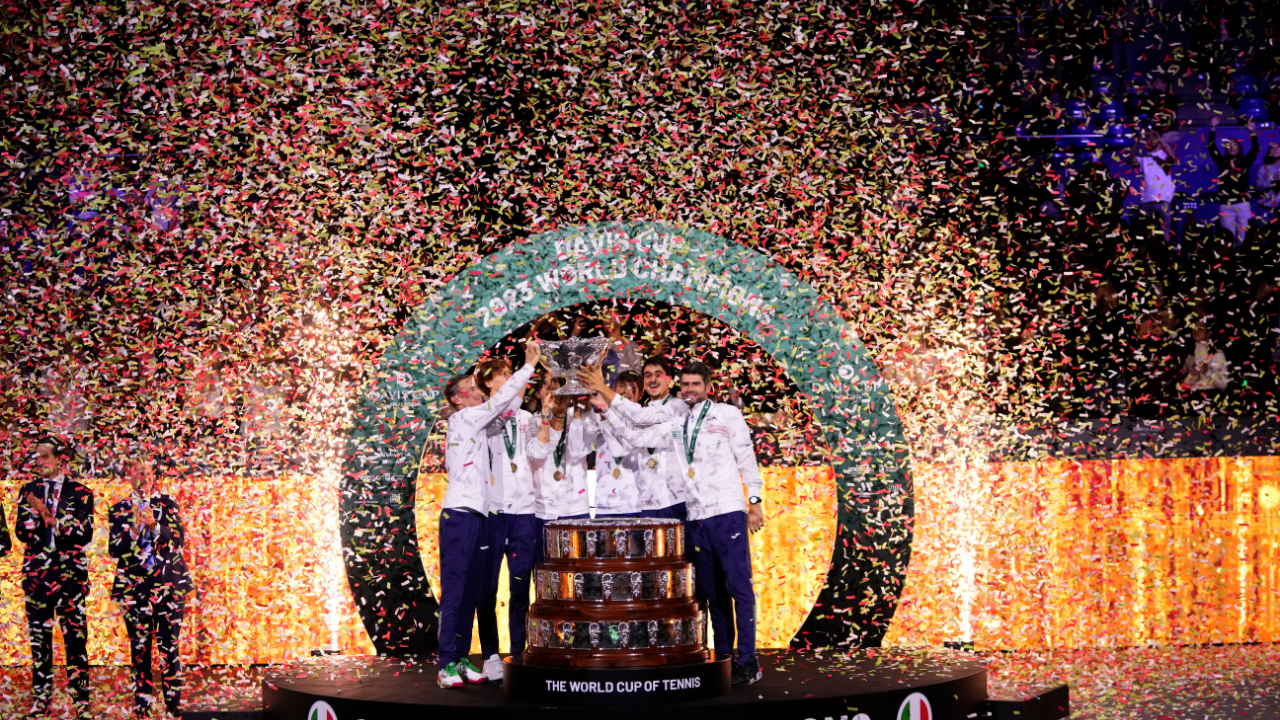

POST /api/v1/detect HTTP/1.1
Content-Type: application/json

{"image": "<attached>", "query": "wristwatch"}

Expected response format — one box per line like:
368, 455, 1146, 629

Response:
748, 496, 762, 505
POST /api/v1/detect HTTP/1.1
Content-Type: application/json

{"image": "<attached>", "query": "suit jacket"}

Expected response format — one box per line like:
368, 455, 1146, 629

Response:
108, 493, 193, 602
14, 478, 95, 595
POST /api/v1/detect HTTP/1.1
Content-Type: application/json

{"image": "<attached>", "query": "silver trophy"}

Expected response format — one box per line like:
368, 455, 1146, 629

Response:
538, 335, 611, 395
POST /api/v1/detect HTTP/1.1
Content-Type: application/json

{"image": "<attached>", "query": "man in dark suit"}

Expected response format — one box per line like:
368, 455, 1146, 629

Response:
109, 457, 192, 719
15, 435, 95, 719
2, 497, 11, 556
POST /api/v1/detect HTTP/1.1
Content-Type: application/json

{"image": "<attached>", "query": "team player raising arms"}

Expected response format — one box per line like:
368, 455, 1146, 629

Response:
437, 312, 766, 690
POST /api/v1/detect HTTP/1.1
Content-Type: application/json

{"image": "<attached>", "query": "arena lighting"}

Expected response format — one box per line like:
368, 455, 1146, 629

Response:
300, 302, 362, 653
1261, 485, 1280, 512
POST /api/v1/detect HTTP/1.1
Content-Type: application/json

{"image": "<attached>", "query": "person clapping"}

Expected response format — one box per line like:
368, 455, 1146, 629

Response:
109, 458, 193, 719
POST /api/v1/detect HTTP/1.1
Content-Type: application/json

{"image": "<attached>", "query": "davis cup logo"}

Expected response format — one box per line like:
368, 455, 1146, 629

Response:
897, 692, 933, 720
308, 700, 338, 720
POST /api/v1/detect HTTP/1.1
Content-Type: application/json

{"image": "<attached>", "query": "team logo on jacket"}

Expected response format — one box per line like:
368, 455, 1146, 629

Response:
897, 692, 933, 720
308, 700, 338, 720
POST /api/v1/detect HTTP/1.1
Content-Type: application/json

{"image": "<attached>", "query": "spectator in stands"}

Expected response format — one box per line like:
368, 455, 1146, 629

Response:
1127, 127, 1178, 243
526, 314, 562, 342
1128, 73, 1178, 134
1107, 4, 1140, 77
1130, 288, 1182, 417
1225, 278, 1280, 405
1207, 117, 1260, 245
601, 307, 644, 377
1043, 0, 1100, 101
1259, 140, 1280, 221
144, 177, 182, 233
567, 313, 590, 339
1182, 323, 1230, 391
1063, 154, 1125, 246
1082, 280, 1133, 417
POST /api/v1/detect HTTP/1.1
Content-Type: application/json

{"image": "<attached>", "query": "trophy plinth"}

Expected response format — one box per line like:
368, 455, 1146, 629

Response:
539, 336, 611, 395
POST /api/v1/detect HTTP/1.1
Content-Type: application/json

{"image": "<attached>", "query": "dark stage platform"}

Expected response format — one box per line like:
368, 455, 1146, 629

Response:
260, 649, 1022, 720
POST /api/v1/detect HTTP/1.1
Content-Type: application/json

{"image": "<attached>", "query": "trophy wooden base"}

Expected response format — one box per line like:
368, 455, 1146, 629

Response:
527, 518, 709, 669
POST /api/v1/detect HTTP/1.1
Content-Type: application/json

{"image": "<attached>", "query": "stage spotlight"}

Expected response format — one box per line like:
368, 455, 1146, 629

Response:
1260, 485, 1280, 512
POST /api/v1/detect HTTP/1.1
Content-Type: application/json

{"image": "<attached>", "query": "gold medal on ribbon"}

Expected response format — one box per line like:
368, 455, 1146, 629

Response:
647, 458, 658, 469
612, 468, 621, 479
490, 474, 496, 485
554, 471, 563, 482
511, 462, 518, 473
682, 402, 709, 483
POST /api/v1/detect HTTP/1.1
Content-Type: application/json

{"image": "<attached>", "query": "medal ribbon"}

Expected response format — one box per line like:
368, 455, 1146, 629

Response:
682, 401, 712, 466
501, 417, 517, 460
553, 415, 570, 470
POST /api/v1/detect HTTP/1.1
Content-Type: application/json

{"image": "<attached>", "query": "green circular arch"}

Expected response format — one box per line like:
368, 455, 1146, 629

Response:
340, 221, 913, 655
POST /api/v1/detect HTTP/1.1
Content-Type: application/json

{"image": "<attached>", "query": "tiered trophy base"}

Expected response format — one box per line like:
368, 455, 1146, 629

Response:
502, 654, 732, 704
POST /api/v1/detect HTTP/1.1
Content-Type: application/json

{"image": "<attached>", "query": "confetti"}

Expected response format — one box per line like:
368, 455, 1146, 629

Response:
2, 3, 1279, 715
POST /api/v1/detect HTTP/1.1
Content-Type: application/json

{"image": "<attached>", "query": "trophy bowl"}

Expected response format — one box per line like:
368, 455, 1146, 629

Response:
539, 336, 612, 395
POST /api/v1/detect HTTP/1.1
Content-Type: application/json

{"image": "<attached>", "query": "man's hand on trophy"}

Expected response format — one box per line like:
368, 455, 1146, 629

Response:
551, 391, 572, 416
576, 361, 607, 393
576, 361, 617, 408
589, 390, 610, 413
525, 338, 542, 368
537, 375, 557, 410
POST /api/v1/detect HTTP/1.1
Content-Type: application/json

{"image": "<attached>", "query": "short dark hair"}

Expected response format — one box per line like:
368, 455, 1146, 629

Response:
641, 356, 673, 377
444, 374, 472, 410
475, 358, 513, 398
36, 434, 73, 460
680, 361, 712, 385
615, 370, 642, 390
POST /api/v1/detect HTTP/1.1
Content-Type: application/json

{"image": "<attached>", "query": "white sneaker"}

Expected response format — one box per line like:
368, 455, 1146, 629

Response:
438, 662, 465, 688
459, 657, 488, 684
483, 653, 504, 682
